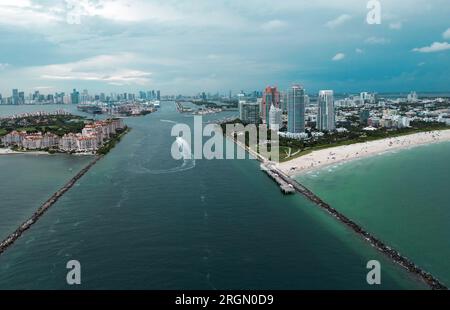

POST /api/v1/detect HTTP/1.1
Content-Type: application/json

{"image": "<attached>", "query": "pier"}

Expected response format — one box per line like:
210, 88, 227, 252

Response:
0, 156, 103, 256
261, 164, 295, 195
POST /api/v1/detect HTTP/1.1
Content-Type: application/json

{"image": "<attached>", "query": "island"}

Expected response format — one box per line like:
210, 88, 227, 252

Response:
0, 111, 128, 155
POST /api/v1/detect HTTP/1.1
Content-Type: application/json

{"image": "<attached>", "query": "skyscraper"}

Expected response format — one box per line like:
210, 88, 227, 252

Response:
238, 92, 246, 120
71, 89, 80, 104
241, 102, 260, 125
317, 90, 335, 132
269, 104, 282, 131
262, 86, 280, 125
18, 91, 25, 105
12, 89, 19, 105
287, 84, 306, 133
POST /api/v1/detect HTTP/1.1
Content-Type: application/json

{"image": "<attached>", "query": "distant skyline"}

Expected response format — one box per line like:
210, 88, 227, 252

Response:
0, 0, 449, 95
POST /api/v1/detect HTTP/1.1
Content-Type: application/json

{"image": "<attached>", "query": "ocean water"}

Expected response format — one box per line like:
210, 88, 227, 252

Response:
297, 143, 450, 286
0, 103, 426, 289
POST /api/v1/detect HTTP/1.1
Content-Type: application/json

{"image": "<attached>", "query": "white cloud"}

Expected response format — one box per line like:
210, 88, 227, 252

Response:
261, 19, 287, 31
26, 53, 152, 85
0, 0, 60, 27
389, 22, 402, 30
332, 53, 345, 61
355, 48, 364, 54
412, 42, 450, 53
0, 63, 10, 70
443, 28, 450, 40
325, 14, 351, 28
365, 36, 390, 45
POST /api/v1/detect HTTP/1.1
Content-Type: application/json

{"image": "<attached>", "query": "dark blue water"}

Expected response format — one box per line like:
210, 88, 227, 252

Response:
0, 103, 426, 289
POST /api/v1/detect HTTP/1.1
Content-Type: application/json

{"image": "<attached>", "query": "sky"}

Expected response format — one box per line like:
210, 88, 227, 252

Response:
0, 0, 449, 96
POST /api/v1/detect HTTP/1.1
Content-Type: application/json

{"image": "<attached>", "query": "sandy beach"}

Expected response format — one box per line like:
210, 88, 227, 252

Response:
0, 148, 49, 155
277, 130, 450, 176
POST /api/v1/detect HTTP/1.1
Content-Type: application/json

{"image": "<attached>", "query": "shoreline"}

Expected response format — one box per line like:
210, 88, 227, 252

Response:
0, 148, 50, 156
277, 129, 450, 177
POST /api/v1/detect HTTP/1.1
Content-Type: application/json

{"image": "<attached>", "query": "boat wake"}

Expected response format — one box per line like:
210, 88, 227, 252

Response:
132, 137, 196, 175
160, 119, 177, 124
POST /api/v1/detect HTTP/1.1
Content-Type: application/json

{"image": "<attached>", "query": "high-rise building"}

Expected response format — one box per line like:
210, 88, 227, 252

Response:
238, 92, 246, 120
18, 91, 25, 105
262, 86, 280, 125
287, 85, 306, 133
317, 90, 335, 132
359, 109, 370, 125
280, 91, 287, 112
157, 90, 161, 100
241, 103, 260, 125
81, 89, 89, 104
269, 104, 282, 131
71, 89, 80, 104
139, 91, 147, 100
12, 89, 19, 105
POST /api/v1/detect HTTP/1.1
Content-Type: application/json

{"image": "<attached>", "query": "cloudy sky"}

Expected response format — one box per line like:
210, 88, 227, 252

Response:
0, 0, 449, 96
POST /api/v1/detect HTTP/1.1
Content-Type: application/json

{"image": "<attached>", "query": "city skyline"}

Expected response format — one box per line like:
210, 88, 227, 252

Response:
0, 0, 449, 95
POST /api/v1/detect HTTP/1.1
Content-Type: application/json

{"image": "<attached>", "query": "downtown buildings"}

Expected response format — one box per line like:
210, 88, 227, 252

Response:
0, 88, 162, 105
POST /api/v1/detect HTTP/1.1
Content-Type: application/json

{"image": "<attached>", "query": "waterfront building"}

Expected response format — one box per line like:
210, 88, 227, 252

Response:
59, 133, 78, 152
269, 104, 282, 131
287, 84, 306, 133
317, 90, 336, 132
2, 118, 124, 153
75, 135, 99, 152
1, 130, 26, 146
262, 86, 280, 125
22, 133, 44, 150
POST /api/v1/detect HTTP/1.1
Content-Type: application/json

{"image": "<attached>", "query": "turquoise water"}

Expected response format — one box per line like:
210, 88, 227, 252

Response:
0, 104, 426, 289
297, 143, 450, 286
